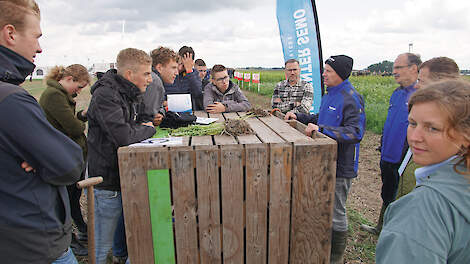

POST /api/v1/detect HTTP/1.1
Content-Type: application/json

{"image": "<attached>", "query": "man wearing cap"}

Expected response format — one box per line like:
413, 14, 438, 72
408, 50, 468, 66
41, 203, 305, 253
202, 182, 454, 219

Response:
360, 53, 421, 236
285, 55, 365, 264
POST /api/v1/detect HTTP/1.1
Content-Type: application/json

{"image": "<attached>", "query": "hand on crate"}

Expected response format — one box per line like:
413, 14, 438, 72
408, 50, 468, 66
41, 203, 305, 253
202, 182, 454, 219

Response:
284, 111, 297, 120
206, 102, 226, 113
305, 123, 318, 137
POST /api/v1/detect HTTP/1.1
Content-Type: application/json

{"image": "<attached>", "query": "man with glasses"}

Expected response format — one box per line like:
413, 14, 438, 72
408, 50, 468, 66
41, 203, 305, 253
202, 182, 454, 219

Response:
361, 53, 421, 235
204, 64, 251, 113
272, 58, 313, 114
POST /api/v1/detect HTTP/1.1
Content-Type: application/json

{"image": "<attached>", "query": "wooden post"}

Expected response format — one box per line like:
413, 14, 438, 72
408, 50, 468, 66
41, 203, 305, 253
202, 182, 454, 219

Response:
76, 177, 103, 264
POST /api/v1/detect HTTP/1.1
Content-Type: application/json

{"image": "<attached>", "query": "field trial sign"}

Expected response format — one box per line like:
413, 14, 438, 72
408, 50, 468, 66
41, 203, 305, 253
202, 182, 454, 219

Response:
276, 0, 323, 113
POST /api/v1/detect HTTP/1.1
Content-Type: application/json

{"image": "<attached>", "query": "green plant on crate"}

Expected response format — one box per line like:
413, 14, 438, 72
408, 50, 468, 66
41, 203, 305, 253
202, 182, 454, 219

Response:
168, 110, 270, 137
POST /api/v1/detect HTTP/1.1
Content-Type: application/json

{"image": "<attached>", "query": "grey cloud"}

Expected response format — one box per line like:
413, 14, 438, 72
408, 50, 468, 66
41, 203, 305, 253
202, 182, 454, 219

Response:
39, 0, 271, 30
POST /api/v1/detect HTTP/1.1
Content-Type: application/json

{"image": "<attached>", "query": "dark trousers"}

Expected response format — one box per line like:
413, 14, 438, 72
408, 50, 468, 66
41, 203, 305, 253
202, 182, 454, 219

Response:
66, 170, 87, 233
380, 159, 401, 207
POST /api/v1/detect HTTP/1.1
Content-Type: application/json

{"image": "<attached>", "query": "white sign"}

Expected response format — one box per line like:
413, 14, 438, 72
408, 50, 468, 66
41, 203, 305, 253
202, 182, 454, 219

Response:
167, 94, 192, 113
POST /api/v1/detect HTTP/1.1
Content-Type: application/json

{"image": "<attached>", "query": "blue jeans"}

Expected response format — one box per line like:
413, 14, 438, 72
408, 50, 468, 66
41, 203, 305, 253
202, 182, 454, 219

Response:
52, 247, 78, 264
94, 189, 124, 264
113, 211, 128, 257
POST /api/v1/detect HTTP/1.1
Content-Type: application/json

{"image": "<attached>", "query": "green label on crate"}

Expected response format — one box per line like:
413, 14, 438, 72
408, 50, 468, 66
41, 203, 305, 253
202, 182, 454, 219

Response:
147, 170, 175, 264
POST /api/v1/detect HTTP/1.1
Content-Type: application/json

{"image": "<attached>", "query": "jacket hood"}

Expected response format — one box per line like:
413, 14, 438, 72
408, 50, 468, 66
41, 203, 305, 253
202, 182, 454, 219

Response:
0, 45, 36, 85
207, 80, 238, 96
90, 69, 142, 100
420, 161, 470, 222
46, 79, 76, 106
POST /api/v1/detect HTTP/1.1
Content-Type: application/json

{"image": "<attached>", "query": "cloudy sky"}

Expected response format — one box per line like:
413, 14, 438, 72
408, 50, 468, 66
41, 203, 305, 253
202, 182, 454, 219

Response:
34, 0, 470, 70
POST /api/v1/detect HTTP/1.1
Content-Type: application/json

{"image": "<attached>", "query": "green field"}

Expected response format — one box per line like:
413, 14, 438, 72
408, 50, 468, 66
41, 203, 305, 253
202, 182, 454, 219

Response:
235, 70, 396, 133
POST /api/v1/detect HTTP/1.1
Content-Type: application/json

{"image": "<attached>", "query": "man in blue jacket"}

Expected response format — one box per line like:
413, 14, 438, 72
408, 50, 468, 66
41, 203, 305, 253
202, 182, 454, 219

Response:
164, 46, 203, 110
361, 53, 421, 235
285, 55, 365, 264
0, 1, 84, 263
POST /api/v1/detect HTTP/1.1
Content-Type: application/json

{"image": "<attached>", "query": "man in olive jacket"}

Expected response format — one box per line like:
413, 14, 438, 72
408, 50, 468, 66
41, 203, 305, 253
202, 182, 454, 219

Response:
87, 48, 156, 264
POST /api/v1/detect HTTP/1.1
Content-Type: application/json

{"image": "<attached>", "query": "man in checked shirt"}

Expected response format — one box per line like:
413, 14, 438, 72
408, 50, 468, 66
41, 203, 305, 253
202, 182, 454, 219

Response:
271, 58, 313, 114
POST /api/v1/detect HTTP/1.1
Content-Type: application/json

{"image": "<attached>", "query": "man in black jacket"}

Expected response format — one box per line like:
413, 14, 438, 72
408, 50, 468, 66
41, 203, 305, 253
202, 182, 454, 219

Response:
87, 48, 156, 264
0, 1, 84, 263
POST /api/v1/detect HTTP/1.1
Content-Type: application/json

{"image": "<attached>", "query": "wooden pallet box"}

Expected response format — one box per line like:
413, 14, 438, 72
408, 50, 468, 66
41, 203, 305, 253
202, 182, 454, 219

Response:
118, 111, 337, 264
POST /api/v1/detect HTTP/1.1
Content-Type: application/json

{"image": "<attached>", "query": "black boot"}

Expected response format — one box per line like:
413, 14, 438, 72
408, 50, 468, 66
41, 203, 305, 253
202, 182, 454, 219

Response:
70, 233, 88, 256
330, 230, 347, 264
360, 203, 387, 235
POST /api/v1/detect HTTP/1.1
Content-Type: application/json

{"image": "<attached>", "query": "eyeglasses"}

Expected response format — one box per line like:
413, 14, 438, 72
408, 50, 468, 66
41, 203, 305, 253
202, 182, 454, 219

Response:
393, 65, 411, 70
215, 76, 229, 82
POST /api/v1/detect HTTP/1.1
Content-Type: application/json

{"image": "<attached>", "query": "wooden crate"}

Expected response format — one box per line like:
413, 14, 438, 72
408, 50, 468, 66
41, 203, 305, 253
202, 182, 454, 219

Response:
118, 111, 337, 264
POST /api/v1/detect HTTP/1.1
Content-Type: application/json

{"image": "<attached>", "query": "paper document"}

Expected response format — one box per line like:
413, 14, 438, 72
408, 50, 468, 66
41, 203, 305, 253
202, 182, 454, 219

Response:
129, 137, 183, 147
167, 94, 192, 113
195, 117, 218, 125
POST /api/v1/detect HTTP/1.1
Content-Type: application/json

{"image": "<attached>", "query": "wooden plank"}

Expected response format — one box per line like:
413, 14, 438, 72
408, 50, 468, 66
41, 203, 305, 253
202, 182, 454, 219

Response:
259, 115, 313, 143
170, 147, 199, 264
196, 146, 222, 264
244, 117, 284, 144
194, 110, 208, 117
268, 143, 292, 264
286, 119, 328, 140
191, 136, 213, 146
289, 142, 337, 264
209, 112, 224, 123
118, 148, 169, 264
220, 145, 244, 264
223, 112, 238, 120
245, 144, 269, 264
147, 170, 176, 264
237, 134, 261, 144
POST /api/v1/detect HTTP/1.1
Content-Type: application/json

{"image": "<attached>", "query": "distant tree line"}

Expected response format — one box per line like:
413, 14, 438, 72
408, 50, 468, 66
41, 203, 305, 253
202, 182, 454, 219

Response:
367, 60, 393, 74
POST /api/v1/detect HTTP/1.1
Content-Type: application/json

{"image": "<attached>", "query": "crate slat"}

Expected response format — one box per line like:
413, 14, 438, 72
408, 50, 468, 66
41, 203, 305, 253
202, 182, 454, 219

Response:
259, 115, 313, 143
268, 143, 292, 264
245, 144, 269, 264
290, 142, 337, 263
244, 117, 284, 144
196, 146, 222, 263
171, 147, 199, 264
220, 145, 244, 264
118, 149, 169, 263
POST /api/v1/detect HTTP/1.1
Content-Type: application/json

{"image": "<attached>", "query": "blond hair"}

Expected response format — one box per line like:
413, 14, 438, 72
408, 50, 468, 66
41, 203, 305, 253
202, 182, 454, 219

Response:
45, 64, 90, 84
116, 48, 152, 75
0, 0, 40, 32
408, 80, 470, 175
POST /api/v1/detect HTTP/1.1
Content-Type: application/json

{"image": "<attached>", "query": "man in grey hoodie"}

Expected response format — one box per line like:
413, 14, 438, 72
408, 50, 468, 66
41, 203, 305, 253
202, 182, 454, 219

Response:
203, 64, 251, 113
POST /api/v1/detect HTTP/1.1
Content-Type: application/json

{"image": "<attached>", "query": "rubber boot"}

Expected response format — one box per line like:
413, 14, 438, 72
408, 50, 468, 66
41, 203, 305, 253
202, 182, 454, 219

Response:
360, 203, 387, 235
330, 230, 347, 264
